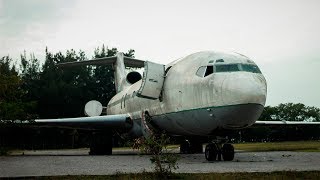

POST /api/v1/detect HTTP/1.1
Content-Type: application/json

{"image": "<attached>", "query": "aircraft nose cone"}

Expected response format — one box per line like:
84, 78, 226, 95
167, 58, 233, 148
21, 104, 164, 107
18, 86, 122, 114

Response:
221, 73, 267, 105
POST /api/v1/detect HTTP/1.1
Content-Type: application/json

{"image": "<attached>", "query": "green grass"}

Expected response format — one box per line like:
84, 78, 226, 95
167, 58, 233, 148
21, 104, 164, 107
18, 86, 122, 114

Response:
22, 171, 320, 180
115, 141, 320, 152
234, 141, 320, 152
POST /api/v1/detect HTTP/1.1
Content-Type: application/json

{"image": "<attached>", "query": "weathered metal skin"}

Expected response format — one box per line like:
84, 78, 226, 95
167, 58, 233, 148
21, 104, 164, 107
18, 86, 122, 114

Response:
107, 51, 267, 137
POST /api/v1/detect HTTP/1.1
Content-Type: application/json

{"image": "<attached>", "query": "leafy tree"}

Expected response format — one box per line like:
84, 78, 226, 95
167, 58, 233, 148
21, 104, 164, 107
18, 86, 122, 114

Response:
0, 56, 20, 102
259, 106, 278, 121
37, 48, 92, 118
0, 56, 35, 120
91, 45, 135, 105
259, 103, 320, 122
90, 46, 117, 105
19, 52, 41, 119
36, 46, 135, 118
0, 45, 136, 120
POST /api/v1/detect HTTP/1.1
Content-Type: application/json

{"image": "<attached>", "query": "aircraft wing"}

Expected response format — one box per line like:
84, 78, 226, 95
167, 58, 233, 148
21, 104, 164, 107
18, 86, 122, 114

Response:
26, 114, 133, 130
255, 121, 320, 125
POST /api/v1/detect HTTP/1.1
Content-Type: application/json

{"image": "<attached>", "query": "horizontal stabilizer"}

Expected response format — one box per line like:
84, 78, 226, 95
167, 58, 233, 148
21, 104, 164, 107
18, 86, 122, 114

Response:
34, 114, 133, 130
124, 57, 145, 68
57, 56, 116, 67
57, 55, 145, 68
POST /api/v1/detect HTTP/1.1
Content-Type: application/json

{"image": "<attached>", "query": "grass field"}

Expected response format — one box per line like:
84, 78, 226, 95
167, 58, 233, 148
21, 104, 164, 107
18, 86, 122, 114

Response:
114, 141, 320, 152
234, 141, 320, 152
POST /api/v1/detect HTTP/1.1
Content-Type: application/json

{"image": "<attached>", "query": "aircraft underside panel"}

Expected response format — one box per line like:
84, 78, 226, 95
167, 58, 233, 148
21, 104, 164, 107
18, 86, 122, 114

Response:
150, 103, 264, 136
137, 61, 165, 99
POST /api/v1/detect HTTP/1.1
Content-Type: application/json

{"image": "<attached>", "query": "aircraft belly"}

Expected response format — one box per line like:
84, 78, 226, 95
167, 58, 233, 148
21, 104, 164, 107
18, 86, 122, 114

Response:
155, 109, 218, 136
152, 103, 264, 136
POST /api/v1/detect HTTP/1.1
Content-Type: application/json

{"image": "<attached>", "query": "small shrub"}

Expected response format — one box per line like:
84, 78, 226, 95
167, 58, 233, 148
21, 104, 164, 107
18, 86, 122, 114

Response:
134, 132, 180, 178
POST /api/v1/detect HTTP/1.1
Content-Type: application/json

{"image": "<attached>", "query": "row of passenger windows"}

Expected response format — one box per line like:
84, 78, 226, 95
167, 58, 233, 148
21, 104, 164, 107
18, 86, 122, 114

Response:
196, 64, 261, 77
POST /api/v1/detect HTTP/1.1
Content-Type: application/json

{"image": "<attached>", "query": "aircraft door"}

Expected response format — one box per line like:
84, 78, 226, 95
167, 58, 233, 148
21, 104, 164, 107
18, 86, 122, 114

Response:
137, 61, 165, 99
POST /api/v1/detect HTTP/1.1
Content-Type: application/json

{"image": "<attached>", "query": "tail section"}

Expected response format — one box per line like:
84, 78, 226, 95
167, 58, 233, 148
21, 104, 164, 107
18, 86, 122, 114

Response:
57, 52, 145, 93
113, 53, 128, 92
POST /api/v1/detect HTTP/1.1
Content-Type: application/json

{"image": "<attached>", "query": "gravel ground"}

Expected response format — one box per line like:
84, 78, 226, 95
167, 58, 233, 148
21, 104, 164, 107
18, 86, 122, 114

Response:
1, 149, 320, 177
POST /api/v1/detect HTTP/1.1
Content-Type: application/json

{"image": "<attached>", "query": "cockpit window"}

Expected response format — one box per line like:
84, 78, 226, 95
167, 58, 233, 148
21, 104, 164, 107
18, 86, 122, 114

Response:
204, 66, 214, 77
196, 63, 261, 77
196, 66, 213, 77
196, 66, 206, 77
196, 66, 215, 77
240, 64, 261, 73
215, 64, 240, 72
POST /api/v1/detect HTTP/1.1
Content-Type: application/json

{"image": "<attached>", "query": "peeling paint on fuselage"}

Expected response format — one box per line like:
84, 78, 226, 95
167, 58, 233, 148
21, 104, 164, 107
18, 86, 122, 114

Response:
107, 51, 267, 136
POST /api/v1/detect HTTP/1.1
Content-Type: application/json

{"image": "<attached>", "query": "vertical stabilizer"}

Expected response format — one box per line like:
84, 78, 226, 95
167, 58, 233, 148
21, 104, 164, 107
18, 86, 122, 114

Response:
114, 52, 129, 92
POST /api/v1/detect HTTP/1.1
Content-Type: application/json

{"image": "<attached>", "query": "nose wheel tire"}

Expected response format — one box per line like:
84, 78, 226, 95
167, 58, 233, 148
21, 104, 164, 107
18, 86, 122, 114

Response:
205, 143, 234, 161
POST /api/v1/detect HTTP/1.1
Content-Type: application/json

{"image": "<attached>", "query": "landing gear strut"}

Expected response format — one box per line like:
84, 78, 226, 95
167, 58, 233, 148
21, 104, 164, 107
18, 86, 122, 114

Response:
205, 142, 234, 161
180, 139, 203, 154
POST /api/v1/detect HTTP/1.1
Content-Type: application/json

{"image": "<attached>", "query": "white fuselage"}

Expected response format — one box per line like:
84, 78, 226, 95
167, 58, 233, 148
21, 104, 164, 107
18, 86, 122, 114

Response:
107, 51, 267, 136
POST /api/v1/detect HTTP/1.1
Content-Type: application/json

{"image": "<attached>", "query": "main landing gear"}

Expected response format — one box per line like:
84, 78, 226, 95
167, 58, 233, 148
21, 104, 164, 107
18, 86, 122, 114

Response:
205, 141, 234, 161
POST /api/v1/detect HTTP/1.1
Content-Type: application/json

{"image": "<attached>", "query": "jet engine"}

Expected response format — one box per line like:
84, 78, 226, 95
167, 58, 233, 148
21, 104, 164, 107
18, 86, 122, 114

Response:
126, 71, 142, 84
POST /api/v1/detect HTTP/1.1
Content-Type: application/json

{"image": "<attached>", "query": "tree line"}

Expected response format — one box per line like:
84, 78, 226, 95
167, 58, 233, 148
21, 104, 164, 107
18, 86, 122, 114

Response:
260, 103, 320, 122
0, 45, 134, 120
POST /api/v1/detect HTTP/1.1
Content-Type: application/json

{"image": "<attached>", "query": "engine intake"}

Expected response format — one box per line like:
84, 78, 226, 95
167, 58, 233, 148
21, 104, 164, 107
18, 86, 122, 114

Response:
126, 71, 142, 84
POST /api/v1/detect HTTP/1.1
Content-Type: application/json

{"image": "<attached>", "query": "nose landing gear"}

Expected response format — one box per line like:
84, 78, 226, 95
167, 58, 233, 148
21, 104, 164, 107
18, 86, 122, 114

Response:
205, 141, 234, 161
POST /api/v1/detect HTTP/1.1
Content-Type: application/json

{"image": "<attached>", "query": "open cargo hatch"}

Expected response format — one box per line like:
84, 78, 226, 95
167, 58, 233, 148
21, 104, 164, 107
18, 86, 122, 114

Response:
137, 61, 165, 99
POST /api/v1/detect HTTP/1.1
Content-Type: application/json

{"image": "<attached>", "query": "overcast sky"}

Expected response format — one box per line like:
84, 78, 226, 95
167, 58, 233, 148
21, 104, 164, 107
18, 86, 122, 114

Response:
0, 0, 319, 107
